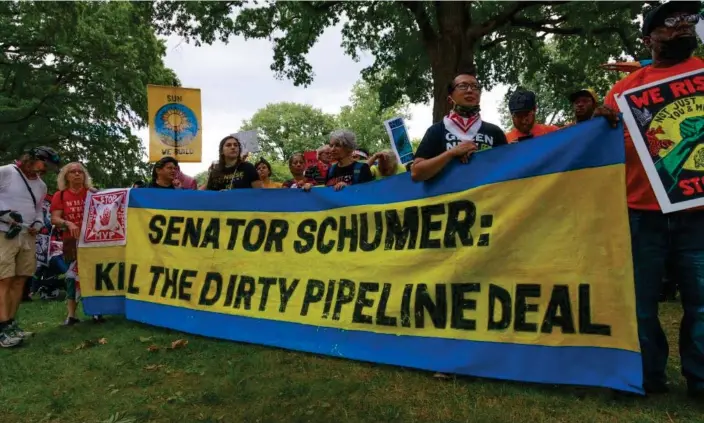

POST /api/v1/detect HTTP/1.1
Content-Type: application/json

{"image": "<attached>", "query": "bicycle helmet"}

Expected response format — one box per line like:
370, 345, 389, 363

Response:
27, 146, 61, 169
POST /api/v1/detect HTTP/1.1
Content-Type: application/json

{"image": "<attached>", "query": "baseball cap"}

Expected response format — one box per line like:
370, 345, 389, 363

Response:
642, 1, 701, 36
508, 90, 537, 114
26, 146, 61, 170
569, 88, 599, 104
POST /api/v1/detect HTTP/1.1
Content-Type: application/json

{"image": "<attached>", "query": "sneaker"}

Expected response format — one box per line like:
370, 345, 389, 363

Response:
8, 321, 33, 338
92, 315, 106, 324
0, 330, 22, 348
63, 317, 80, 326
45, 289, 60, 300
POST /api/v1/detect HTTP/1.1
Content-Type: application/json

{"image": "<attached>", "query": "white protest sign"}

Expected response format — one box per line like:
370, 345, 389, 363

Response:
233, 130, 260, 155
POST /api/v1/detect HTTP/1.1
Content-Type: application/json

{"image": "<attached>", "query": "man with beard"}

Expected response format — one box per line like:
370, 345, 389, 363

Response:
411, 71, 507, 181
568, 89, 599, 124
0, 147, 59, 347
600, 1, 704, 399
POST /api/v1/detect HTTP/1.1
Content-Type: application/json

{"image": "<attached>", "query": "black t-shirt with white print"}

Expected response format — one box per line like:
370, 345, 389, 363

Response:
325, 162, 374, 187
205, 161, 260, 191
414, 120, 508, 160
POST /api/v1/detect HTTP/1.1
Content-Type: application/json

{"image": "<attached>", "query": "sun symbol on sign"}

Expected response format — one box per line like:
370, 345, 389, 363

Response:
161, 109, 191, 133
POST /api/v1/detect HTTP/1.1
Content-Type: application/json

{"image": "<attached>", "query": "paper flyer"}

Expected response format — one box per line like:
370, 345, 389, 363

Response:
383, 117, 414, 164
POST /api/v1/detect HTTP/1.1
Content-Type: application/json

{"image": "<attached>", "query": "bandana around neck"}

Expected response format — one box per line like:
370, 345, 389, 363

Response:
444, 110, 483, 142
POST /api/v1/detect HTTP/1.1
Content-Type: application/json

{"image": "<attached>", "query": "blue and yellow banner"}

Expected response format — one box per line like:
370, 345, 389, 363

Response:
80, 118, 642, 394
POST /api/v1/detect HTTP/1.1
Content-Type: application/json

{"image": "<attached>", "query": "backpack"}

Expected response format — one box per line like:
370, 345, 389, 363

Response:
328, 161, 365, 185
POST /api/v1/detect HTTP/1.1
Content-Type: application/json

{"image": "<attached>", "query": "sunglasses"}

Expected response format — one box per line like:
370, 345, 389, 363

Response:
664, 14, 701, 28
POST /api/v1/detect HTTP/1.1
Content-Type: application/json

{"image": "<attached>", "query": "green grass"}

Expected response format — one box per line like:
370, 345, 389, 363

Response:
0, 300, 701, 423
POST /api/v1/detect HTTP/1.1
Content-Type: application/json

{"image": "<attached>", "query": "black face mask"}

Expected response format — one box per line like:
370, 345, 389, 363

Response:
452, 103, 480, 117
659, 36, 698, 62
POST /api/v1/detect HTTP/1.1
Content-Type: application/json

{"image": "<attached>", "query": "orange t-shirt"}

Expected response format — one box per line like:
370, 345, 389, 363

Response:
604, 57, 704, 211
506, 123, 560, 143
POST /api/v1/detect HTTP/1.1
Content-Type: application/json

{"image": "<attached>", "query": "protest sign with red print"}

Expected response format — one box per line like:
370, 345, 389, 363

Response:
79, 188, 130, 248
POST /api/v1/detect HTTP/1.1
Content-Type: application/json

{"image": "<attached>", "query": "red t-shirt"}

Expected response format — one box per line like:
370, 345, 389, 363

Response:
605, 57, 704, 211
50, 188, 88, 239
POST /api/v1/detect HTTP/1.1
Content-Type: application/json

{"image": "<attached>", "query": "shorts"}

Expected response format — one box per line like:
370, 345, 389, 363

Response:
66, 274, 81, 301
0, 232, 37, 280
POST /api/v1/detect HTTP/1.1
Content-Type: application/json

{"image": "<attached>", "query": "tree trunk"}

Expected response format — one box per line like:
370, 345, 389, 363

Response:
427, 2, 477, 123
429, 44, 476, 123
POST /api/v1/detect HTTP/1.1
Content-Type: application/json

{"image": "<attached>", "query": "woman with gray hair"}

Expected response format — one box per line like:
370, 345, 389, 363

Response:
304, 129, 373, 191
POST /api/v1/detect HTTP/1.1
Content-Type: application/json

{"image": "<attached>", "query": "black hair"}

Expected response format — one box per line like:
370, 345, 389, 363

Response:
288, 152, 305, 166
217, 135, 242, 172
255, 157, 273, 177
152, 156, 179, 182
447, 70, 478, 95
132, 180, 145, 188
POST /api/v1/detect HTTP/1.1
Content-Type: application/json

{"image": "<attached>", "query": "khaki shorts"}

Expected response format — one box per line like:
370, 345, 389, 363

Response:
0, 232, 37, 280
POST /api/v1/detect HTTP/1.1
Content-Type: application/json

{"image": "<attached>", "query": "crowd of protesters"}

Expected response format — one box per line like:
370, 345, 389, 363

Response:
0, 0, 701, 400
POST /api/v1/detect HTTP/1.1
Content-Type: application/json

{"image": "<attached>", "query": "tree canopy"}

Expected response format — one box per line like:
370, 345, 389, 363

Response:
240, 80, 409, 160
240, 103, 336, 161
335, 80, 410, 152
148, 1, 653, 123
0, 1, 176, 188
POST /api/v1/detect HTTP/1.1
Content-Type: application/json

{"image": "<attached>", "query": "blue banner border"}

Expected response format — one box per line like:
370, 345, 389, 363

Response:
126, 299, 644, 394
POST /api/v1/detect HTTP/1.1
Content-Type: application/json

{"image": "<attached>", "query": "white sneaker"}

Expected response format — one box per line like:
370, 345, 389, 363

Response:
0, 330, 22, 348
9, 321, 33, 338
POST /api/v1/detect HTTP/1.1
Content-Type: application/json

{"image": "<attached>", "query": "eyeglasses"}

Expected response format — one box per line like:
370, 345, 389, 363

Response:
453, 83, 482, 92
664, 14, 700, 27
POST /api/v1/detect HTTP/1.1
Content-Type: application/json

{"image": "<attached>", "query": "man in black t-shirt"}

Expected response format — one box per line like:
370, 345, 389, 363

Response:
412, 71, 507, 181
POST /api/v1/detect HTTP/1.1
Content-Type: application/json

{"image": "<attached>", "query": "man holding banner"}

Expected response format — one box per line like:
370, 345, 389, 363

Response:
412, 71, 507, 181
603, 1, 704, 398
